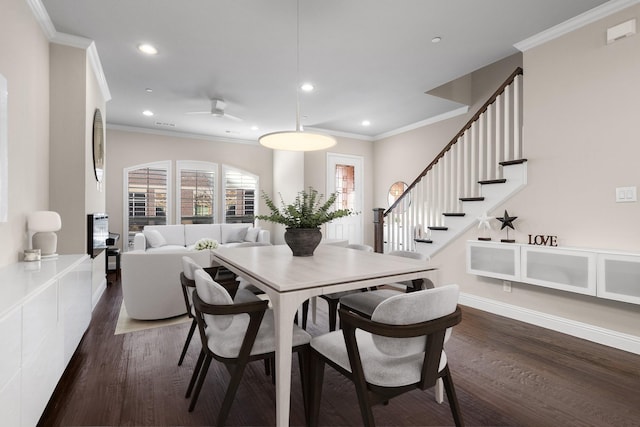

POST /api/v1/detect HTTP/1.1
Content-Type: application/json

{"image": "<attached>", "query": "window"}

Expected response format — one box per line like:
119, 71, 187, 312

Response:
124, 162, 170, 247
335, 163, 356, 210
177, 161, 217, 224
223, 166, 258, 223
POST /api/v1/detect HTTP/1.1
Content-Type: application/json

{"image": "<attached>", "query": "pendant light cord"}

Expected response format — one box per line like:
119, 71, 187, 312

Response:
295, 0, 301, 132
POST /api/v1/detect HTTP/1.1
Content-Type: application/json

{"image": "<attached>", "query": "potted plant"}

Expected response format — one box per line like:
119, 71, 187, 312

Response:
255, 187, 355, 256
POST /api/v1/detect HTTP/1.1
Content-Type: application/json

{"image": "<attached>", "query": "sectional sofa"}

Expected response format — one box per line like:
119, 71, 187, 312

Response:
121, 223, 270, 320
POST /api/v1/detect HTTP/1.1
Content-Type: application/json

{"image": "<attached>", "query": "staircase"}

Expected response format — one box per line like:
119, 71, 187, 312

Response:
375, 68, 526, 258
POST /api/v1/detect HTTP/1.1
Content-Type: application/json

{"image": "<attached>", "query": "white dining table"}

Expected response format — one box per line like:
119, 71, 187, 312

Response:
211, 244, 435, 427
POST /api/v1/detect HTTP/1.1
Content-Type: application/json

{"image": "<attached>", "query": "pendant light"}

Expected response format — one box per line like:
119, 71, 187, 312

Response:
259, 0, 336, 151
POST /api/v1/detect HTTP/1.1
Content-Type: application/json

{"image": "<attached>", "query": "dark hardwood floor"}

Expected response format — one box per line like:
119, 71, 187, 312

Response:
39, 272, 640, 426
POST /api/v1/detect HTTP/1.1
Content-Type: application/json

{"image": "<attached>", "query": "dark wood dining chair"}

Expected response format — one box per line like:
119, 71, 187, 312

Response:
339, 250, 432, 319
309, 284, 463, 427
186, 269, 312, 426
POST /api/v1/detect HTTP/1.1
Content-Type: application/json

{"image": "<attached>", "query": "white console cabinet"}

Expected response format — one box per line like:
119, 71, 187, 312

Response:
0, 255, 91, 427
467, 241, 640, 305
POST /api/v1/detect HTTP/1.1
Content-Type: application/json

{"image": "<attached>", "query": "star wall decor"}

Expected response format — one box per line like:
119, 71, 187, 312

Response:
496, 210, 517, 242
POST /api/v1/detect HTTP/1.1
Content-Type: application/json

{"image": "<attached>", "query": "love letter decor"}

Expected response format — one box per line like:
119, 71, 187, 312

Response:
528, 234, 558, 247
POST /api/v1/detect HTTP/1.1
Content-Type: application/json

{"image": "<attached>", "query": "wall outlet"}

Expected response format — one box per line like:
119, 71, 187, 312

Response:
503, 281, 512, 292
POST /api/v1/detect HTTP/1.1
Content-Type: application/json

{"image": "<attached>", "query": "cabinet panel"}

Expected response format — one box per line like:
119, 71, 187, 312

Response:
597, 254, 640, 304
0, 370, 21, 427
0, 308, 21, 390
60, 259, 92, 364
21, 326, 64, 427
467, 241, 520, 281
522, 247, 596, 296
22, 283, 58, 364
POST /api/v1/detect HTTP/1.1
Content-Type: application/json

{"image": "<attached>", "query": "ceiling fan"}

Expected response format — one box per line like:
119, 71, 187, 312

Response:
186, 98, 242, 121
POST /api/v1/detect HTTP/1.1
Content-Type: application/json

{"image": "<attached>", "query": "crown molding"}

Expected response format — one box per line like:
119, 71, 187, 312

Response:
515, 0, 640, 51
373, 105, 470, 141
27, 0, 112, 101
304, 127, 374, 142
106, 123, 260, 146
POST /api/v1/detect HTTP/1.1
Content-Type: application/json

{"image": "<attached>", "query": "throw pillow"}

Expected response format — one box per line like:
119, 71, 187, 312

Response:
226, 226, 248, 243
243, 227, 261, 242
143, 229, 167, 248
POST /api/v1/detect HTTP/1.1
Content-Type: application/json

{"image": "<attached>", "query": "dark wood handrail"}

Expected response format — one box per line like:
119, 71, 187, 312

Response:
385, 67, 523, 216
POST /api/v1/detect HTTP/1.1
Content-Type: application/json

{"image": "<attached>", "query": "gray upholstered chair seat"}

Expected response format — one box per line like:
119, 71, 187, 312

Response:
233, 288, 262, 304
311, 329, 446, 388
338, 289, 401, 317
206, 309, 311, 359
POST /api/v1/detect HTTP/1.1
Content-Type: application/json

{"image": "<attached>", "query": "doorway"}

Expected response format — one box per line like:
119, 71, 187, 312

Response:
326, 153, 363, 244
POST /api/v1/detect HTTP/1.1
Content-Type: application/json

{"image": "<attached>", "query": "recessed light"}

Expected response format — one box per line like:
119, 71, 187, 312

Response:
362, 120, 371, 126
431, 36, 442, 43
138, 44, 158, 55
300, 83, 314, 92
142, 110, 154, 116
145, 88, 153, 93
250, 126, 259, 131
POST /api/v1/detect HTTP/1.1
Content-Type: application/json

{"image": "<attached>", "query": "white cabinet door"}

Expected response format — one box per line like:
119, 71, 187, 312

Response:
522, 246, 597, 296
60, 258, 92, 365
0, 307, 21, 391
466, 241, 521, 281
0, 370, 21, 427
597, 253, 640, 304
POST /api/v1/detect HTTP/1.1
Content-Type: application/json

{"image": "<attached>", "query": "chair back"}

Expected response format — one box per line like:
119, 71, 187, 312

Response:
346, 243, 373, 252
194, 269, 235, 330
182, 255, 201, 281
370, 284, 459, 357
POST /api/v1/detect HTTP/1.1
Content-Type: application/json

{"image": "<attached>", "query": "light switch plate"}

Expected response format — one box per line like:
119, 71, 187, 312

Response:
616, 186, 637, 203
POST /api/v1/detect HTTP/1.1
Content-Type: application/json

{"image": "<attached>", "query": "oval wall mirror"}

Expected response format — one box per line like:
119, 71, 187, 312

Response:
92, 108, 105, 182
388, 181, 410, 212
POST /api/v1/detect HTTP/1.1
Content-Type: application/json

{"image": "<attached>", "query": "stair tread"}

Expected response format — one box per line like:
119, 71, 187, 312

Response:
478, 179, 507, 185
459, 197, 485, 202
428, 226, 448, 231
499, 158, 528, 166
442, 212, 466, 217
414, 238, 433, 244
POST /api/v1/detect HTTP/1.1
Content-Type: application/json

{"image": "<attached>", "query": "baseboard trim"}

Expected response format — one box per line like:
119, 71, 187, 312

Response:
459, 292, 640, 355
92, 279, 107, 310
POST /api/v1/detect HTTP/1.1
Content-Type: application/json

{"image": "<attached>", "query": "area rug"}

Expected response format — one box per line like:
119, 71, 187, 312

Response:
114, 302, 190, 335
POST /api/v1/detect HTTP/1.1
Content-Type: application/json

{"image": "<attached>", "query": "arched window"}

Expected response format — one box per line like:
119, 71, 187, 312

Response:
123, 161, 170, 247
223, 166, 258, 224
176, 161, 217, 224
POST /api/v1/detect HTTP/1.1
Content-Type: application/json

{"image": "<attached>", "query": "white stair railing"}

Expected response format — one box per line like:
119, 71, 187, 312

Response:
380, 68, 524, 254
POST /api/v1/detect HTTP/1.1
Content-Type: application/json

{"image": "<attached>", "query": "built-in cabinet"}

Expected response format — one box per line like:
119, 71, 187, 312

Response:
0, 255, 91, 427
467, 241, 640, 305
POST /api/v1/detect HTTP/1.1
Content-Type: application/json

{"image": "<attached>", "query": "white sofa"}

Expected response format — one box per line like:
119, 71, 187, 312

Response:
133, 223, 270, 252
122, 223, 270, 320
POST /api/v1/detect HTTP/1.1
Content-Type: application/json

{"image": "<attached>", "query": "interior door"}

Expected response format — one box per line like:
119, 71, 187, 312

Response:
326, 153, 363, 244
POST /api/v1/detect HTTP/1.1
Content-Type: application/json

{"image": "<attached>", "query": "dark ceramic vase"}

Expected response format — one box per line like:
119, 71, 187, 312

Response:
284, 227, 322, 256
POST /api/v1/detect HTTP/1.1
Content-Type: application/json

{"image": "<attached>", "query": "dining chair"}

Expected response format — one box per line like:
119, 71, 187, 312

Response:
318, 243, 374, 331
186, 269, 312, 425
309, 284, 463, 427
178, 256, 259, 366
339, 250, 432, 319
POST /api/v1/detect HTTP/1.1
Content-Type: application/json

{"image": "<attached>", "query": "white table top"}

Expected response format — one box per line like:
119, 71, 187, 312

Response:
212, 244, 433, 294
0, 254, 89, 318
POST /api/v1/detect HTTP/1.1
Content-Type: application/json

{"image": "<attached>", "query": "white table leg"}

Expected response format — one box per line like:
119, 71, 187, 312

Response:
435, 378, 444, 403
270, 291, 301, 427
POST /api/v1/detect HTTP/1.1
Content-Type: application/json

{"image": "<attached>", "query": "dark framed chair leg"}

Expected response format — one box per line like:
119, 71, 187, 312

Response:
302, 299, 309, 330
441, 366, 464, 427
264, 358, 271, 376
328, 300, 338, 331
186, 349, 205, 398
216, 362, 250, 426
308, 351, 326, 427
178, 318, 197, 366
297, 349, 310, 418
188, 354, 212, 411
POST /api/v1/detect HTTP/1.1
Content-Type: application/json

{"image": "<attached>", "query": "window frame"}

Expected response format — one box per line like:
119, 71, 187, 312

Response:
176, 160, 218, 224
222, 165, 259, 224
123, 161, 172, 248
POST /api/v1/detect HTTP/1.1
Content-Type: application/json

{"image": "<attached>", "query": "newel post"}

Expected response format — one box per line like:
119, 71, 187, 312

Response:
373, 208, 385, 253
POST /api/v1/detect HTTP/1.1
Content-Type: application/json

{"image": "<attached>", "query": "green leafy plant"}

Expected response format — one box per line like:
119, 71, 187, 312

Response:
256, 187, 355, 229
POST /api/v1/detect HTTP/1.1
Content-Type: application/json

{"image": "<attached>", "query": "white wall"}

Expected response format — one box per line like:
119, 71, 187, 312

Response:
0, 0, 51, 266
105, 129, 274, 248
430, 5, 640, 339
